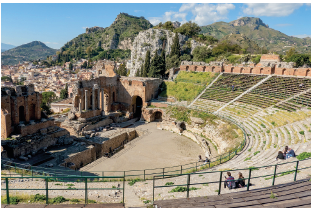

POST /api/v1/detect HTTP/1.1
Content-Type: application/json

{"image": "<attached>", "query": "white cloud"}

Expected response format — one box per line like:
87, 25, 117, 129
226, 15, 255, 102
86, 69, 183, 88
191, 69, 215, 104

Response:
243, 3, 304, 17
276, 23, 293, 27
149, 3, 235, 26
293, 34, 311, 38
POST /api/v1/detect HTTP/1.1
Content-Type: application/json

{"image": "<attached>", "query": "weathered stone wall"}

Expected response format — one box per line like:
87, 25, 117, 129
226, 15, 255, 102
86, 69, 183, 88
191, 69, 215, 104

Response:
64, 145, 96, 170
81, 118, 113, 131
142, 108, 165, 122
18, 120, 55, 137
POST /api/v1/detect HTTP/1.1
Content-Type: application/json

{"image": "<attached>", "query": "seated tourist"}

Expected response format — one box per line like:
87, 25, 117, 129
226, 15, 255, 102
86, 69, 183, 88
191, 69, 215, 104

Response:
198, 155, 203, 162
224, 172, 236, 189
283, 146, 289, 158
236, 172, 246, 188
204, 157, 210, 164
299, 83, 304, 88
276, 151, 285, 160
286, 148, 296, 159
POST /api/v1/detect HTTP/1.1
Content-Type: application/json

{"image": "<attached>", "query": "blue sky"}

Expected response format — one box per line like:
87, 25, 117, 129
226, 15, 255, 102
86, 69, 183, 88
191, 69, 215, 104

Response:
1, 3, 311, 49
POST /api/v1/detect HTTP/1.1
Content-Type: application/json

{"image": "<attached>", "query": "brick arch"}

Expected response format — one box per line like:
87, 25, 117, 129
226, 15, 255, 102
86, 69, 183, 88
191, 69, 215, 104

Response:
186, 66, 189, 71
240, 68, 244, 73
194, 66, 198, 72
212, 66, 215, 72
231, 67, 234, 73
282, 69, 286, 75
306, 69, 311, 77
250, 68, 253, 74
202, 66, 206, 72
260, 68, 264, 74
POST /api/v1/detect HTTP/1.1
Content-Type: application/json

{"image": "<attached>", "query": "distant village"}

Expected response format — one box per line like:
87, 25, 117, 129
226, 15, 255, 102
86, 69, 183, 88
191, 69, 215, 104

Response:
1, 58, 130, 114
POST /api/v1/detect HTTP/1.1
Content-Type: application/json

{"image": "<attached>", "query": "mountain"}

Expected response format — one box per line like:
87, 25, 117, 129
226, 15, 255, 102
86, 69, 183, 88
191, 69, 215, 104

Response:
59, 13, 153, 58
219, 33, 260, 53
1, 41, 57, 65
200, 17, 311, 54
1, 43, 16, 52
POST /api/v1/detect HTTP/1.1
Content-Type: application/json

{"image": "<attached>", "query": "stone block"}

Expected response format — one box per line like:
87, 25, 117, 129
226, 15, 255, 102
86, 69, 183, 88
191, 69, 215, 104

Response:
40, 128, 48, 135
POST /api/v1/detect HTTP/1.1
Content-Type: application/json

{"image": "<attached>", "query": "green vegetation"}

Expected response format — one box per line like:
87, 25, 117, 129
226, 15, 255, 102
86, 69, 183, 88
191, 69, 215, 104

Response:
253, 151, 260, 156
296, 152, 311, 160
249, 166, 259, 171
1, 41, 57, 65
66, 183, 74, 187
143, 200, 151, 204
31, 194, 46, 202
70, 199, 80, 203
270, 192, 277, 199
128, 178, 142, 186
50, 196, 67, 204
261, 124, 266, 128
159, 81, 204, 101
299, 131, 305, 135
244, 157, 252, 161
265, 170, 300, 180
169, 186, 200, 193
248, 148, 252, 152
165, 182, 174, 186
88, 199, 96, 204
175, 71, 217, 85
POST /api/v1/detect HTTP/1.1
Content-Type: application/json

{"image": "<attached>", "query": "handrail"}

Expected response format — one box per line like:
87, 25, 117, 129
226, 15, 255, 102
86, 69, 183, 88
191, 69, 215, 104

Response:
1, 175, 125, 205
152, 158, 311, 203
2, 104, 247, 180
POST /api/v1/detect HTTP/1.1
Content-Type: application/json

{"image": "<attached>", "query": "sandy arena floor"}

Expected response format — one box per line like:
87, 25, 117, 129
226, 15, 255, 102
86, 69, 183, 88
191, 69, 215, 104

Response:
85, 122, 204, 174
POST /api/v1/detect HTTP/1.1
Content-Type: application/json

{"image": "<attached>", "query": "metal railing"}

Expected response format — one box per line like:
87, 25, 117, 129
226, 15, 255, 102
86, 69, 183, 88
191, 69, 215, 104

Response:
152, 158, 311, 203
1, 175, 125, 205
1, 104, 247, 181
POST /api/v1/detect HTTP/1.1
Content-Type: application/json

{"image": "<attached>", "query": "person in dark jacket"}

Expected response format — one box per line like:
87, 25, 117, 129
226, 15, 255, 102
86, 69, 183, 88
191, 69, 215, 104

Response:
276, 151, 285, 160
286, 148, 295, 159
236, 172, 246, 188
224, 172, 235, 189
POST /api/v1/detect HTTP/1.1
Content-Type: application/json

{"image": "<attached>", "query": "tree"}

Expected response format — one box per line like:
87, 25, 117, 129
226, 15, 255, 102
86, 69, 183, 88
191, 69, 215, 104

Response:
174, 21, 201, 37
81, 61, 87, 69
148, 50, 160, 78
42, 91, 56, 105
1, 76, 12, 82
192, 46, 212, 62
69, 63, 73, 70
41, 102, 53, 115
117, 63, 127, 76
143, 50, 150, 77
86, 46, 92, 58
60, 83, 68, 99
166, 54, 180, 70
160, 50, 166, 78
136, 68, 140, 77
163, 21, 174, 31
286, 47, 298, 58
170, 32, 181, 58
140, 64, 144, 77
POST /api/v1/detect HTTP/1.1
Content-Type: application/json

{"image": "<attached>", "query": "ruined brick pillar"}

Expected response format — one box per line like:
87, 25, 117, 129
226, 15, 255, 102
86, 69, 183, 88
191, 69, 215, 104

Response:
101, 89, 104, 112
79, 100, 82, 113
98, 88, 100, 109
85, 90, 88, 111
92, 88, 95, 111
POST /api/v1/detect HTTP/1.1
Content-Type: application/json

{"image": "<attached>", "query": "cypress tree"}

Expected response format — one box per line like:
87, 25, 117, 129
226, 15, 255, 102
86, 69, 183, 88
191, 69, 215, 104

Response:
143, 50, 150, 77
141, 64, 145, 77
148, 50, 160, 78
136, 68, 140, 77
170, 32, 181, 58
160, 50, 166, 78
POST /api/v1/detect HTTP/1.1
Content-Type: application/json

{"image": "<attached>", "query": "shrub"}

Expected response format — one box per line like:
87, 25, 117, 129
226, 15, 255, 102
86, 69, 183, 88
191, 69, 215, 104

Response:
143, 200, 150, 204
270, 191, 277, 199
70, 199, 80, 203
168, 186, 200, 193
271, 121, 276, 126
66, 184, 74, 187
32, 194, 46, 202
261, 124, 266, 128
51, 196, 67, 204
244, 157, 252, 161
299, 131, 305, 135
248, 148, 252, 152
88, 199, 96, 203
128, 178, 141, 186
296, 152, 311, 160
112, 185, 116, 188
266, 130, 270, 133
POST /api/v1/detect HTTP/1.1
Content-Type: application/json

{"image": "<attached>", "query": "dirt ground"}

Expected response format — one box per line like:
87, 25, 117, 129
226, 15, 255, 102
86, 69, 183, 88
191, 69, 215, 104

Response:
86, 122, 204, 174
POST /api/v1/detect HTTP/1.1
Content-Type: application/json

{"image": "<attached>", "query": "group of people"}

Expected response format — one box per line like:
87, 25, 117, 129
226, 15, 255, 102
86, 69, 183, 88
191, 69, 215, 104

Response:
198, 155, 210, 163
224, 172, 246, 189
276, 146, 296, 160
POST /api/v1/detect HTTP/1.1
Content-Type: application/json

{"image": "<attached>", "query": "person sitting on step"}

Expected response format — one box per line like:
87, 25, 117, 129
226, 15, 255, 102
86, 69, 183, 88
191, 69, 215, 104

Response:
198, 155, 203, 162
224, 172, 236, 189
236, 172, 246, 188
276, 151, 285, 160
204, 157, 210, 164
286, 148, 296, 159
283, 146, 289, 159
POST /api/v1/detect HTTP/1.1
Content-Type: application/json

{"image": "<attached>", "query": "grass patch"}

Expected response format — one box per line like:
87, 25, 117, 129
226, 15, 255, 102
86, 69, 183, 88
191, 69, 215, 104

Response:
66, 184, 74, 187
143, 200, 151, 204
296, 152, 311, 160
265, 170, 300, 180
202, 184, 209, 186
175, 71, 217, 85
261, 123, 266, 128
50, 196, 67, 204
88, 199, 96, 204
244, 157, 252, 161
169, 186, 200, 193
299, 131, 304, 135
248, 148, 252, 152
215, 190, 219, 192
266, 130, 270, 133
254, 151, 260, 156
55, 183, 62, 186
270, 191, 277, 199
128, 178, 142, 186
165, 182, 174, 186
249, 166, 259, 170
70, 199, 80, 203
274, 144, 277, 148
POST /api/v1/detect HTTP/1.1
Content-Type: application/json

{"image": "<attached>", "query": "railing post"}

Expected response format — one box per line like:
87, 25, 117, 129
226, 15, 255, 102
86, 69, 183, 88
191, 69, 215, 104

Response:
85, 177, 88, 204
181, 165, 182, 175
163, 168, 165, 179
45, 177, 49, 205
152, 176, 155, 204
229, 151, 230, 160
123, 172, 125, 205
186, 174, 190, 198
294, 161, 299, 182
272, 165, 277, 186
218, 171, 223, 195
247, 168, 252, 191
6, 178, 10, 204
144, 170, 146, 181
220, 156, 221, 164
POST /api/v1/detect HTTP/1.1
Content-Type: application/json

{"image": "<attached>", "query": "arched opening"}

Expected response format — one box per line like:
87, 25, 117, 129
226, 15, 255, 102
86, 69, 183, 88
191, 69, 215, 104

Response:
112, 92, 115, 102
180, 122, 186, 130
240, 68, 244, 73
202, 66, 206, 72
19, 106, 25, 122
70, 93, 73, 98
90, 95, 92, 109
306, 69, 310, 77
186, 66, 189, 71
212, 67, 215, 72
231, 67, 234, 73
132, 96, 143, 118
29, 104, 36, 120
250, 68, 253, 74
194, 66, 197, 72
154, 111, 162, 122
260, 68, 264, 75
282, 69, 286, 75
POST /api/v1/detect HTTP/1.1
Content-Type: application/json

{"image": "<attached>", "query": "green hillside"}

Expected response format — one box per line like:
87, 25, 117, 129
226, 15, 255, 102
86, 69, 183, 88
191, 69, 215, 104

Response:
219, 34, 260, 53
201, 17, 311, 54
59, 13, 153, 61
1, 41, 57, 65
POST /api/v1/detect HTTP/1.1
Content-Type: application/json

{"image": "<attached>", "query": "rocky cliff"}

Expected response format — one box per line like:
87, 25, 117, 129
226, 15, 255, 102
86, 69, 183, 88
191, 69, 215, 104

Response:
130, 28, 206, 76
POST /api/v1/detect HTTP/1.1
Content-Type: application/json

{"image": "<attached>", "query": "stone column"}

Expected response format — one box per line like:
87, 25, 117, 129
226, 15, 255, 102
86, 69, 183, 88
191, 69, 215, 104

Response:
79, 100, 82, 113
101, 89, 104, 115
98, 88, 101, 109
85, 90, 88, 111
92, 88, 95, 110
